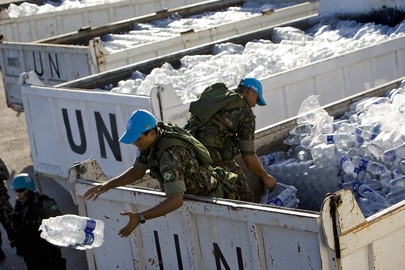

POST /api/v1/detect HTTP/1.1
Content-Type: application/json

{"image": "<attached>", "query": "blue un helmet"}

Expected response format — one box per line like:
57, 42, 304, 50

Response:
239, 78, 266, 106
119, 109, 157, 144
12, 173, 36, 191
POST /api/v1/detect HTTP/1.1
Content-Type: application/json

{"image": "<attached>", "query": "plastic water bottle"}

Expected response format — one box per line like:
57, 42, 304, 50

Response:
267, 186, 299, 208
336, 123, 370, 139
337, 150, 357, 179
351, 156, 388, 175
358, 185, 388, 204
315, 133, 364, 150
289, 124, 313, 135
259, 151, 286, 167
39, 214, 105, 250
357, 185, 391, 216
383, 142, 405, 163
311, 143, 336, 168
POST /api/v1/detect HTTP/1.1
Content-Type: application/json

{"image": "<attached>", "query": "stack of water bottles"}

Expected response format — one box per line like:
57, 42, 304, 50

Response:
260, 182, 300, 208
259, 80, 405, 216
39, 214, 105, 250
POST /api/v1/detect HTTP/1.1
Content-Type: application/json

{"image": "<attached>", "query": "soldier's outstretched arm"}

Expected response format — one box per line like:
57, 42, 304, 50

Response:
241, 154, 277, 190
84, 166, 146, 201
118, 195, 184, 237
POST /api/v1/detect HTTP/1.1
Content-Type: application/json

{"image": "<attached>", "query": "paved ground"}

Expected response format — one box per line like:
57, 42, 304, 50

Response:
0, 71, 88, 269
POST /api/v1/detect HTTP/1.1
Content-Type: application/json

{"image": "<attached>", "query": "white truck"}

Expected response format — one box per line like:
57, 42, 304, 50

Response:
17, 8, 405, 183
0, 0, 207, 42
67, 77, 405, 269
12, 0, 405, 268
0, 0, 318, 111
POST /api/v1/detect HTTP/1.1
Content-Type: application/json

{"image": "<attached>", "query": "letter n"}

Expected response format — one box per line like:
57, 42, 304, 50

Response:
62, 109, 86, 154
94, 112, 122, 161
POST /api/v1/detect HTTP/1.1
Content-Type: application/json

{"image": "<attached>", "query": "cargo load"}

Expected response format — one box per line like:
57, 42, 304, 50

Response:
0, 0, 318, 111
68, 77, 405, 269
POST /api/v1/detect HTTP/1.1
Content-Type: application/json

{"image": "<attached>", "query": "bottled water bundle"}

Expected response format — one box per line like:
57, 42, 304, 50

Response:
260, 80, 405, 216
260, 182, 300, 209
39, 214, 105, 250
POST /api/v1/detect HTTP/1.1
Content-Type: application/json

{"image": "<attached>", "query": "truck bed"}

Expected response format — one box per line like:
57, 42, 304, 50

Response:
0, 0, 318, 111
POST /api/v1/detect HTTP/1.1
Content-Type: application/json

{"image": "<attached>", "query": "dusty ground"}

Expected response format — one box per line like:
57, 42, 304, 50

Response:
0, 72, 88, 269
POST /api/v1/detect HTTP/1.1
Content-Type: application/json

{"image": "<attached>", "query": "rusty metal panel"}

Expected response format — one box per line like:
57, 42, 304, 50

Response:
321, 189, 405, 270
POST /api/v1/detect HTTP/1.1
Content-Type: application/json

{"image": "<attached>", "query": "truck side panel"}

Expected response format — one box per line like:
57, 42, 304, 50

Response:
19, 35, 405, 182
254, 36, 405, 128
74, 181, 334, 270
0, 0, 206, 42
22, 86, 151, 181
0, 43, 93, 110
0, 1, 319, 110
321, 190, 405, 270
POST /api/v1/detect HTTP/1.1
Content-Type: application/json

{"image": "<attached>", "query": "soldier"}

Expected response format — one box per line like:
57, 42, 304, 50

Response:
0, 158, 14, 260
10, 173, 66, 269
84, 109, 239, 237
184, 78, 277, 202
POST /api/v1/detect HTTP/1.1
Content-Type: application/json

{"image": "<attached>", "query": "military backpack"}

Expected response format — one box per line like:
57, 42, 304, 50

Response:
188, 83, 248, 129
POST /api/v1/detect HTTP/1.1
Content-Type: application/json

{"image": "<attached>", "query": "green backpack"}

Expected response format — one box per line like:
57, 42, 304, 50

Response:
157, 122, 213, 166
188, 83, 247, 128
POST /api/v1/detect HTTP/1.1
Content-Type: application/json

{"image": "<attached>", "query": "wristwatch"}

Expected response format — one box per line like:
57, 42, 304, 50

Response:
139, 212, 146, 224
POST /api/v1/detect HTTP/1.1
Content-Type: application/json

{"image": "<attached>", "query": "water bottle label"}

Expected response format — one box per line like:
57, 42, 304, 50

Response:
267, 197, 283, 206
370, 133, 378, 140
326, 135, 334, 144
267, 154, 276, 165
359, 159, 368, 170
352, 181, 362, 192
383, 151, 396, 163
85, 219, 96, 233
355, 128, 363, 136
83, 232, 95, 246
339, 155, 349, 166
356, 135, 364, 144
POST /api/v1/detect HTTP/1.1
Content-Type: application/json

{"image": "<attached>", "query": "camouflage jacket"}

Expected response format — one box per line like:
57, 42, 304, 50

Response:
188, 90, 256, 160
134, 124, 219, 197
12, 191, 61, 241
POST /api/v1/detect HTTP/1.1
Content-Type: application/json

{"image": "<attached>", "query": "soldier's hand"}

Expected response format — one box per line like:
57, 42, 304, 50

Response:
262, 174, 277, 191
83, 184, 108, 201
118, 212, 140, 238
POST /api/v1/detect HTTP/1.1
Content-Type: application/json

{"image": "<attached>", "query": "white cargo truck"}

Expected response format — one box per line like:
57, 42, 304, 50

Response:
17, 8, 405, 182
7, 14, 405, 112
0, 0, 318, 112
0, 0, 208, 42
67, 77, 405, 269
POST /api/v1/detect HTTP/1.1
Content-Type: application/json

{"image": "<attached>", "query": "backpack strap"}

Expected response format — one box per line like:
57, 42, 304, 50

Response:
157, 122, 213, 166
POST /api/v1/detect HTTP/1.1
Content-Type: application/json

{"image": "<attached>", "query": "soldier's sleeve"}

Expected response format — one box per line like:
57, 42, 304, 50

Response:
40, 197, 62, 219
237, 108, 256, 155
0, 158, 9, 180
159, 146, 188, 197
133, 152, 149, 171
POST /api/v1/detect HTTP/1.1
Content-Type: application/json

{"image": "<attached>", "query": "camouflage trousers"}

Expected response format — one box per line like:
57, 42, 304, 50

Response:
0, 181, 14, 244
207, 147, 254, 202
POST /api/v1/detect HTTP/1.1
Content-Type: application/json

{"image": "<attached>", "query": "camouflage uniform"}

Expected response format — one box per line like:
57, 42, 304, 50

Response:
134, 123, 238, 199
187, 90, 256, 202
0, 158, 14, 258
11, 191, 66, 269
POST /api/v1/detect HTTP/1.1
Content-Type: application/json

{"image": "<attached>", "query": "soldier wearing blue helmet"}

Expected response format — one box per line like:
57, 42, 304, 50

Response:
10, 173, 66, 269
84, 109, 239, 238
185, 78, 277, 202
